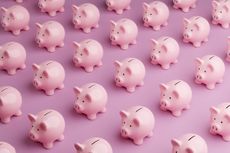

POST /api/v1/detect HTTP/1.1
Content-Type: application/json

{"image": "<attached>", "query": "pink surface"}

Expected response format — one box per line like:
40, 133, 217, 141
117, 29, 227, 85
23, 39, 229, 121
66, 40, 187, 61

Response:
0, 0, 230, 152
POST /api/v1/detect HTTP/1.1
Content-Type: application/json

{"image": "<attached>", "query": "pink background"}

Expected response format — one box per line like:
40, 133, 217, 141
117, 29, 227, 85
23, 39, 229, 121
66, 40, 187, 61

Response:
1, 0, 230, 152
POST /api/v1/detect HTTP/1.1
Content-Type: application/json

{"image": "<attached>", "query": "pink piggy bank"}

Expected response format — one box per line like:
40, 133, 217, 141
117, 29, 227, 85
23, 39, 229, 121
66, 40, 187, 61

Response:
110, 18, 138, 50
73, 39, 103, 72
114, 58, 145, 92
15, 0, 23, 3
0, 142, 16, 153
210, 103, 230, 141
74, 137, 113, 153
195, 55, 225, 90
35, 21, 65, 52
28, 109, 65, 149
0, 42, 26, 75
72, 3, 100, 33
226, 36, 230, 62
159, 80, 192, 117
150, 36, 180, 69
120, 106, 155, 145
212, 0, 230, 29
173, 0, 197, 12
38, 0, 65, 16
73, 83, 108, 120
183, 16, 210, 47
1, 5, 30, 35
143, 1, 169, 31
171, 133, 208, 153
32, 60, 65, 96
0, 86, 22, 124
106, 0, 131, 14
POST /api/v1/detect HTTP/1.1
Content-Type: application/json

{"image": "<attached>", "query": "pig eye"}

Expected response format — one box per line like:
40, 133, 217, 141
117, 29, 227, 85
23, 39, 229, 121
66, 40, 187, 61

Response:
158, 51, 161, 53
129, 124, 132, 127
76, 97, 79, 100
214, 117, 216, 120
42, 34, 45, 37
122, 73, 125, 76
198, 67, 201, 70
117, 31, 119, 34
169, 96, 172, 100
78, 15, 81, 18
163, 94, 165, 97
82, 100, 85, 103
32, 125, 34, 127
220, 11, 222, 13
190, 29, 193, 32
123, 121, 125, 124
1, 56, 3, 59
37, 128, 39, 131
204, 70, 207, 73
7, 17, 10, 20
150, 13, 152, 16
35, 73, 37, 76
185, 27, 188, 30
221, 121, 223, 124
80, 53, 83, 56
40, 76, 43, 79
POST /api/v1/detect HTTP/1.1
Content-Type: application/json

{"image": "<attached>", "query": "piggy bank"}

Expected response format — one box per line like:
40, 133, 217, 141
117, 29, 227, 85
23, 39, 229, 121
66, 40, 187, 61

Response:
38, 0, 65, 16
195, 55, 225, 90
72, 3, 100, 33
0, 86, 22, 124
212, 0, 230, 29
183, 16, 210, 47
0, 42, 26, 75
210, 103, 230, 141
150, 36, 180, 69
114, 58, 145, 92
35, 21, 65, 52
106, 0, 131, 14
110, 18, 138, 50
1, 5, 29, 35
159, 80, 192, 117
0, 142, 16, 153
15, 0, 23, 3
73, 39, 103, 72
28, 109, 65, 149
143, 1, 169, 31
226, 36, 230, 62
73, 83, 108, 120
32, 60, 65, 96
74, 137, 113, 153
171, 133, 208, 153
173, 0, 197, 12
120, 106, 155, 145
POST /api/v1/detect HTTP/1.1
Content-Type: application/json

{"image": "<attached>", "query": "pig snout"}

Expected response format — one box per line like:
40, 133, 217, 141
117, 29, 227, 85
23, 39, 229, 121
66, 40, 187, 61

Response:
74, 103, 82, 112
115, 76, 123, 84
110, 34, 117, 41
1, 20, 7, 28
33, 79, 40, 88
121, 128, 128, 137
73, 18, 80, 25
143, 16, 149, 23
29, 132, 38, 141
73, 56, 81, 64
160, 100, 169, 110
196, 73, 203, 81
173, 0, 179, 4
38, 2, 44, 9
35, 38, 42, 45
106, 0, 112, 6
213, 14, 220, 21
183, 32, 191, 39
210, 124, 221, 134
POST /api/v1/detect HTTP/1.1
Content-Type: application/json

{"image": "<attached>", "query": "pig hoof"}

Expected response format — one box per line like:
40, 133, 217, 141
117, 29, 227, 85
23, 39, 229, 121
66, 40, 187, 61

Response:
139, 81, 144, 86
85, 67, 94, 73
45, 90, 55, 96
218, 79, 223, 83
121, 44, 129, 50
193, 42, 201, 48
134, 139, 143, 145
173, 5, 178, 9
43, 143, 53, 149
148, 131, 153, 137
15, 110, 22, 116
182, 8, 189, 12
47, 47, 56, 52
144, 23, 149, 27
83, 28, 91, 33
7, 69, 16, 75
223, 136, 230, 141
101, 108, 107, 113
212, 20, 218, 25
58, 135, 64, 141
12, 30, 21, 36
59, 42, 64, 47
191, 3, 196, 8
126, 5, 131, 10
172, 111, 182, 117
59, 7, 64, 12
131, 40, 137, 45
126, 87, 135, 93
87, 114, 97, 120
162, 64, 170, 70
1, 117, 11, 124
163, 22, 168, 27
20, 64, 26, 69
222, 24, 229, 29
97, 61, 103, 67
58, 84, 64, 89
116, 9, 123, 14
206, 84, 215, 90
153, 26, 160, 31
24, 26, 29, 31
49, 11, 57, 17
94, 24, 99, 28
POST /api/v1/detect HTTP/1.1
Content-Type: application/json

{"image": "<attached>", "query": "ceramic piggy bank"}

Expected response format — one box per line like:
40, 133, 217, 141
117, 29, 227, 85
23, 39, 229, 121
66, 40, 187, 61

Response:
0, 142, 16, 153
32, 60, 65, 96
183, 16, 210, 47
110, 18, 138, 50
0, 86, 22, 124
28, 109, 65, 149
1, 5, 30, 35
74, 137, 113, 153
195, 55, 225, 90
72, 3, 100, 33
114, 58, 145, 92
159, 80, 192, 117
35, 21, 65, 52
120, 106, 155, 145
150, 36, 180, 69
212, 0, 230, 29
106, 0, 131, 14
143, 1, 169, 31
173, 0, 197, 12
0, 42, 26, 75
73, 83, 108, 120
210, 103, 230, 141
226, 36, 230, 62
38, 0, 65, 16
171, 133, 208, 153
73, 39, 103, 72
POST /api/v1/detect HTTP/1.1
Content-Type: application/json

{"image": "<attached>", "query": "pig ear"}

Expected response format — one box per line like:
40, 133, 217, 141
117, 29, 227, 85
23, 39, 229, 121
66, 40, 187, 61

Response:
0, 97, 4, 106
119, 25, 126, 33
82, 10, 88, 17
223, 4, 229, 12
212, 1, 219, 8
9, 12, 16, 19
143, 2, 149, 10
125, 67, 132, 75
39, 122, 48, 131
186, 148, 194, 153
42, 70, 50, 78
73, 41, 80, 49
194, 23, 200, 31
32, 64, 40, 71
72, 5, 79, 12
73, 86, 82, 95
3, 51, 10, 58
83, 48, 89, 56
120, 110, 129, 118
85, 94, 92, 103
195, 58, 203, 66
133, 118, 140, 127
35, 23, 42, 29
224, 114, 230, 122
172, 90, 179, 99
114, 60, 122, 68
183, 18, 190, 26
207, 64, 214, 72
0, 7, 7, 13
210, 106, 219, 114
151, 39, 158, 47
110, 20, 116, 28
161, 45, 168, 53
74, 143, 84, 151
171, 138, 181, 147
28, 114, 37, 123
152, 7, 159, 14
45, 28, 51, 35
159, 83, 168, 92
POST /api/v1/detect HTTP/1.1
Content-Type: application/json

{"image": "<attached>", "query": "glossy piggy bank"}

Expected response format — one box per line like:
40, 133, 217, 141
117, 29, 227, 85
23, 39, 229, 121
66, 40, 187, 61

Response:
195, 55, 225, 90
150, 36, 180, 69
143, 1, 169, 31
173, 0, 197, 12
212, 0, 230, 29
0, 42, 26, 75
35, 21, 65, 52
72, 3, 100, 33
183, 16, 210, 47
0, 86, 22, 124
73, 39, 103, 72
120, 106, 155, 145
226, 36, 230, 62
32, 60, 65, 96
73, 83, 108, 120
0, 142, 16, 153
1, 5, 29, 35
171, 133, 208, 153
106, 0, 131, 14
114, 58, 145, 93
110, 18, 138, 50
210, 103, 230, 141
38, 0, 65, 16
28, 109, 65, 149
159, 80, 192, 117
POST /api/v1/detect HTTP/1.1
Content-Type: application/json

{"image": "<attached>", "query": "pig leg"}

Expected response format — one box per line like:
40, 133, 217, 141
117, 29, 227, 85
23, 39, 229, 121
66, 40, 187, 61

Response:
126, 86, 136, 93
20, 64, 26, 69
183, 38, 189, 43
195, 79, 201, 84
49, 11, 57, 17
59, 7, 65, 13
172, 59, 178, 64
193, 41, 201, 48
139, 81, 144, 86
221, 23, 229, 29
43, 142, 54, 149
161, 64, 170, 70
45, 90, 55, 96
97, 61, 103, 67
87, 114, 97, 120
47, 46, 56, 52
133, 138, 144, 145
185, 104, 190, 110
15, 110, 22, 116
1, 117, 11, 124
116, 9, 123, 15
101, 107, 107, 113
107, 7, 112, 11
212, 20, 218, 25
172, 110, 182, 117
12, 30, 21, 36
223, 136, 230, 141
153, 25, 161, 31
111, 41, 117, 46
94, 24, 99, 28
24, 25, 29, 31
40, 9, 45, 13
121, 44, 129, 50
83, 27, 91, 33
144, 23, 149, 27
182, 7, 190, 12
57, 84, 64, 90
191, 3, 196, 8
59, 42, 64, 47
163, 22, 168, 27
85, 66, 94, 72
57, 134, 64, 141
147, 131, 153, 137
126, 5, 131, 10
7, 69, 16, 75
217, 79, 223, 84
173, 5, 179, 9
131, 40, 137, 45
204, 38, 208, 42
206, 83, 216, 90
